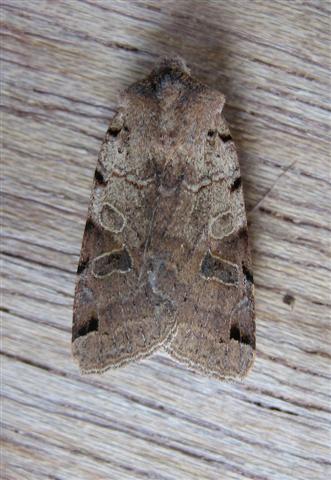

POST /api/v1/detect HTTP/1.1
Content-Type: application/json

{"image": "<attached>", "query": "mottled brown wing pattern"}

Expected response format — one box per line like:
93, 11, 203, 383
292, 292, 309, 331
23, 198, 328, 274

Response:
72, 57, 255, 378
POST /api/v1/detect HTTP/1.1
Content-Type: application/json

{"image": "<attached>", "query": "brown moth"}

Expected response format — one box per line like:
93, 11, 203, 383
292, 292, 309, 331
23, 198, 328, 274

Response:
72, 57, 255, 379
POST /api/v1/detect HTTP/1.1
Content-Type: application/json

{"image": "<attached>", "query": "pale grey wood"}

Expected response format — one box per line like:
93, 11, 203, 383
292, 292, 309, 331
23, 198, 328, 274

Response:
1, 1, 330, 479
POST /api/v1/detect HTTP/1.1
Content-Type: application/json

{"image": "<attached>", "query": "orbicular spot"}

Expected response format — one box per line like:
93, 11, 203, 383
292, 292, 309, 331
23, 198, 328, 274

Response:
92, 248, 132, 279
200, 251, 238, 286
209, 211, 235, 239
99, 203, 126, 233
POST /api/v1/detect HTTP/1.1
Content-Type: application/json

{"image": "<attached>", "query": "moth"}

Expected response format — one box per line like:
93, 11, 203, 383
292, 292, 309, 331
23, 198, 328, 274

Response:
72, 57, 255, 379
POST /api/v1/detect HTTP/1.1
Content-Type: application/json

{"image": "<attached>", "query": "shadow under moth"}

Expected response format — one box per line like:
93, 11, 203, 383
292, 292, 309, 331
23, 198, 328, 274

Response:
73, 57, 255, 379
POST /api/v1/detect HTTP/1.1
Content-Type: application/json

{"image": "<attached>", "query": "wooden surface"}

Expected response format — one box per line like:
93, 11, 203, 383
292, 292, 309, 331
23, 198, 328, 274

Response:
2, 1, 330, 479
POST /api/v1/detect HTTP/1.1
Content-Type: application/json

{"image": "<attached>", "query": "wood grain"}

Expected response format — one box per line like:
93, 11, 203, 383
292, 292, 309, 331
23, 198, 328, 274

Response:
2, 1, 330, 479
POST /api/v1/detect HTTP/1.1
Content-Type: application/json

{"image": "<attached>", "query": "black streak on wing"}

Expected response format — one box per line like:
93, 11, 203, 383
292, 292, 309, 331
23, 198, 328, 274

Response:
242, 264, 254, 283
219, 133, 233, 143
94, 169, 107, 186
77, 317, 99, 338
77, 259, 89, 275
231, 177, 242, 192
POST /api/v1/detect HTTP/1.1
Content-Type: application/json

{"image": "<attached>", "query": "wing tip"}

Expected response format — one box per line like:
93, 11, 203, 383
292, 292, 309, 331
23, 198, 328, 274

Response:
71, 322, 178, 375
165, 340, 255, 380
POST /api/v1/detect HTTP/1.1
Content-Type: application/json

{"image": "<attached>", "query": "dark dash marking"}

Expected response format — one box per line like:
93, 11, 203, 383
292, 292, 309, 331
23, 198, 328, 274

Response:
84, 219, 95, 234
207, 129, 216, 137
77, 317, 99, 337
238, 227, 249, 241
241, 335, 253, 346
230, 325, 240, 341
231, 176, 242, 192
107, 125, 122, 136
94, 169, 106, 186
77, 259, 89, 275
242, 264, 254, 283
219, 133, 233, 143
230, 325, 252, 346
